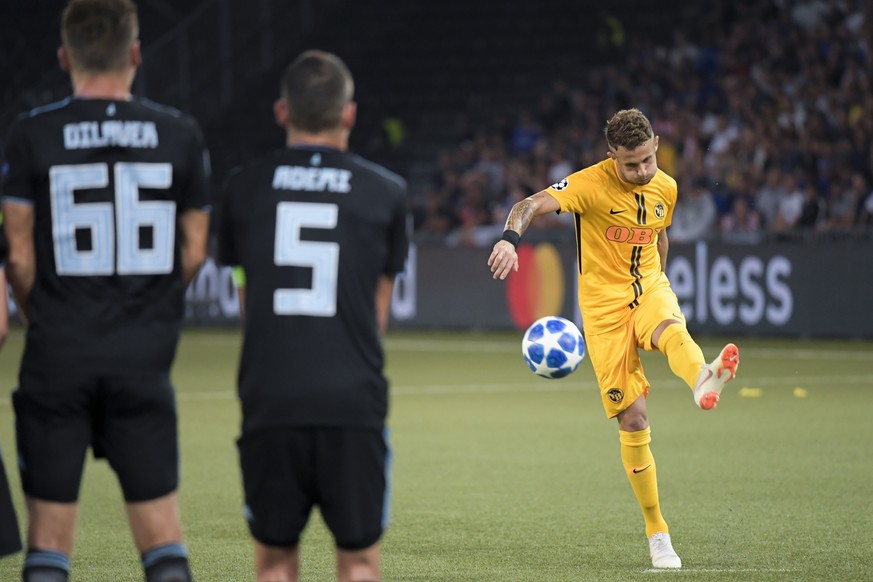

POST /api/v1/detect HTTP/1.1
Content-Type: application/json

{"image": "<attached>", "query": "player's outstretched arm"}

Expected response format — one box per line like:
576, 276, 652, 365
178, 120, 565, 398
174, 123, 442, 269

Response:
1, 202, 35, 324
488, 190, 561, 280
376, 275, 395, 335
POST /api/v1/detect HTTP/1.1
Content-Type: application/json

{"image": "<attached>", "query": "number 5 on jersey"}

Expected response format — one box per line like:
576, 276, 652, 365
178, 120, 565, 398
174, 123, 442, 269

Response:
50, 162, 175, 276
274, 201, 339, 317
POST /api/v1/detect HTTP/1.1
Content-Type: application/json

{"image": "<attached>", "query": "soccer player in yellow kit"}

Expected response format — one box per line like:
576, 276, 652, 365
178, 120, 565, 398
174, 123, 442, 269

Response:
488, 108, 739, 569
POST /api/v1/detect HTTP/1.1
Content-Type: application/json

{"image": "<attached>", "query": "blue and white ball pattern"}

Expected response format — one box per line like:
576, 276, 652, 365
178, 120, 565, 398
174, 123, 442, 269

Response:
521, 316, 586, 379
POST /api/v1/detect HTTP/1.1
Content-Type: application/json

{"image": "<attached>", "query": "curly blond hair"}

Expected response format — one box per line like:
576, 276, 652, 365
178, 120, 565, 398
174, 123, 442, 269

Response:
604, 108, 654, 151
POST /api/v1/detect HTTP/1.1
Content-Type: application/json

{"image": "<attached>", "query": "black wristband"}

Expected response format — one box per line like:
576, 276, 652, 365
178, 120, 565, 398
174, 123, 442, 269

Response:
501, 229, 520, 248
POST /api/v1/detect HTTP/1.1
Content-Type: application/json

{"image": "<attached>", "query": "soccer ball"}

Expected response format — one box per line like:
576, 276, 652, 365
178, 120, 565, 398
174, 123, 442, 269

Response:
521, 316, 585, 379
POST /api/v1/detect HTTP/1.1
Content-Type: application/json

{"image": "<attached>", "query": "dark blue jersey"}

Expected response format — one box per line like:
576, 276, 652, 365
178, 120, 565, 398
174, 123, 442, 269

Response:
219, 146, 408, 431
0, 97, 210, 371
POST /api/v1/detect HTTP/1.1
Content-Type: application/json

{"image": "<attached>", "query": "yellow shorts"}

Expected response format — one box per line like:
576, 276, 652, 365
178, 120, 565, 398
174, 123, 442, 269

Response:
584, 279, 686, 418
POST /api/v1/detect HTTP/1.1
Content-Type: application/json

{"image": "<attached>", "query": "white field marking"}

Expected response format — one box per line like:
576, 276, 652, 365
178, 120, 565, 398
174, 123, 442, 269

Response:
190, 334, 873, 362
393, 382, 591, 395
389, 373, 873, 396
643, 568, 796, 574
1, 373, 864, 408
158, 371, 873, 404
383, 338, 873, 362
746, 347, 873, 362
385, 338, 517, 353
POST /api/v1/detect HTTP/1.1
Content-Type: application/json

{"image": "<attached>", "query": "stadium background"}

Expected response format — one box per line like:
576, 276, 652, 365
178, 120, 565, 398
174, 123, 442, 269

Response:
1, 0, 871, 337
1, 3, 873, 581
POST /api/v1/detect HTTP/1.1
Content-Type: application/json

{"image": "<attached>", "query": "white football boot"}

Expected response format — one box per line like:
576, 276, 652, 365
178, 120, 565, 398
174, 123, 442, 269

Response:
649, 531, 682, 569
693, 343, 740, 410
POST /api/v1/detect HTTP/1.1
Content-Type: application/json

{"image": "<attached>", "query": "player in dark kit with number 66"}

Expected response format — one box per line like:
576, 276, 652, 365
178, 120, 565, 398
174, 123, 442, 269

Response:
218, 50, 408, 582
1, 1, 210, 580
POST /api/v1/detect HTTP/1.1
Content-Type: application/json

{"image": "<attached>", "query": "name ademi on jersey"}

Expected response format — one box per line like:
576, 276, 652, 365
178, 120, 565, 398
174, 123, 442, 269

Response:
272, 165, 352, 193
63, 120, 159, 150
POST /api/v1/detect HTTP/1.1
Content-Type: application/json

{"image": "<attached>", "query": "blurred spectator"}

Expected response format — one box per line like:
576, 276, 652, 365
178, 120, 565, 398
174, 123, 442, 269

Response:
669, 177, 717, 243
509, 112, 541, 155
547, 150, 573, 185
420, 0, 872, 244
414, 191, 458, 234
756, 168, 785, 228
720, 195, 764, 244
827, 173, 867, 229
771, 174, 805, 232
861, 188, 873, 225
797, 184, 825, 231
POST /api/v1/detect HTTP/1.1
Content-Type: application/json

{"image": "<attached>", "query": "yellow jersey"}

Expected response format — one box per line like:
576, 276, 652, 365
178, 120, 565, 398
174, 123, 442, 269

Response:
546, 158, 676, 333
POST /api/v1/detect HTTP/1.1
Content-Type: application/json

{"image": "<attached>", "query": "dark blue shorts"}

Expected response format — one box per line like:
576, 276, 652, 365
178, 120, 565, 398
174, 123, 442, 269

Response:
238, 426, 391, 551
13, 367, 179, 503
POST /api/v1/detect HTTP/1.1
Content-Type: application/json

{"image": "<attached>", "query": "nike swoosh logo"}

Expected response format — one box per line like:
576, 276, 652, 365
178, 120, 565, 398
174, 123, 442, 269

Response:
632, 465, 651, 474
609, 209, 626, 215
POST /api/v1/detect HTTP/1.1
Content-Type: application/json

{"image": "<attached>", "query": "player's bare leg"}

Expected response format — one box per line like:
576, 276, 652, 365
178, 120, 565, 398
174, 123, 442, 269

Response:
693, 344, 740, 410
126, 493, 191, 582
23, 498, 76, 580
25, 498, 77, 555
337, 543, 380, 582
126, 492, 184, 552
255, 542, 300, 582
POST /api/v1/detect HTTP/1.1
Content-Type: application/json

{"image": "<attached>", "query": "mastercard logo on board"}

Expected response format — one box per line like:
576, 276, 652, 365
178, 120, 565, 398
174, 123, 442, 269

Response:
506, 242, 566, 329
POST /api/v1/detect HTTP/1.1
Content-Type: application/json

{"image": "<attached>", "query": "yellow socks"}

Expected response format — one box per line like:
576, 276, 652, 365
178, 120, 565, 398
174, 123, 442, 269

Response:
658, 324, 705, 389
620, 427, 669, 537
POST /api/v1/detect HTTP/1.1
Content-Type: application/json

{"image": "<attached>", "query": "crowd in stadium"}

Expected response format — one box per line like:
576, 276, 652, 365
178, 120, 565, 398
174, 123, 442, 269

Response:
414, 0, 873, 245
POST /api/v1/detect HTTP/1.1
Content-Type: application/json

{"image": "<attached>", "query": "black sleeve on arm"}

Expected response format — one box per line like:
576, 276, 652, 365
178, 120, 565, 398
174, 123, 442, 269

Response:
179, 117, 211, 212
1, 118, 35, 205
384, 184, 409, 275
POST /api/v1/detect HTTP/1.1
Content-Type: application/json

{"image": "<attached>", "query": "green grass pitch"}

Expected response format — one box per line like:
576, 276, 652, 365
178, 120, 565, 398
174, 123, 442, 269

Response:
1, 327, 872, 581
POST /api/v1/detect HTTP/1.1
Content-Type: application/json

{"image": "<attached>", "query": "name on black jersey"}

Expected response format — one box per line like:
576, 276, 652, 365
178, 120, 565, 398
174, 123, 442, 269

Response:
272, 165, 351, 193
63, 120, 159, 150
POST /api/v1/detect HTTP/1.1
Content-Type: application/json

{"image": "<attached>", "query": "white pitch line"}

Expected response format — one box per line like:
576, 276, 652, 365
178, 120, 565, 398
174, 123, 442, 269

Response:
2, 375, 866, 409
187, 334, 873, 361
388, 374, 873, 396
163, 372, 873, 403
383, 338, 873, 362
394, 382, 589, 395
643, 568, 796, 574
746, 347, 873, 362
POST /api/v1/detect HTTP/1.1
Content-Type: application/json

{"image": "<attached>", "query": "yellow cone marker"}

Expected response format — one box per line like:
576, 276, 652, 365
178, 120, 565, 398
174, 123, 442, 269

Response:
739, 387, 763, 398
793, 387, 808, 398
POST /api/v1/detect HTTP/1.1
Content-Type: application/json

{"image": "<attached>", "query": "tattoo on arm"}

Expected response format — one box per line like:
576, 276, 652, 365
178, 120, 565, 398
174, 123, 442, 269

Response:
505, 199, 537, 234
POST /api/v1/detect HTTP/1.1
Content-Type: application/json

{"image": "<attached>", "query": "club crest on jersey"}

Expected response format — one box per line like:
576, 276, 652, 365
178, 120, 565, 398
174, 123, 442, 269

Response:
654, 203, 665, 219
551, 178, 568, 191
607, 388, 624, 403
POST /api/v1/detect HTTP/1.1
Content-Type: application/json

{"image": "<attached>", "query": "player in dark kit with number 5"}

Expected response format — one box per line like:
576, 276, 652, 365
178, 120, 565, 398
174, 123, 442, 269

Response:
218, 50, 408, 582
1, 1, 209, 580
